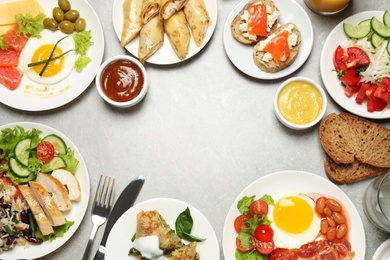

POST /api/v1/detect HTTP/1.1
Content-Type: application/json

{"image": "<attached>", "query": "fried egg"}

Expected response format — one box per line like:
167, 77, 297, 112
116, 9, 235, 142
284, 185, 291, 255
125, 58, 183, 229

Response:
22, 30, 76, 84
268, 193, 321, 249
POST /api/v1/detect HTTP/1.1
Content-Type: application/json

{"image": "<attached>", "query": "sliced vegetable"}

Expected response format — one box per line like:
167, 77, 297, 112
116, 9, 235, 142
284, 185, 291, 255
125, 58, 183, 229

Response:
343, 22, 371, 39
42, 134, 67, 154
9, 158, 31, 177
236, 236, 254, 253
36, 141, 55, 163
370, 33, 385, 49
371, 16, 390, 38
40, 156, 66, 173
249, 199, 269, 218
14, 138, 31, 167
234, 214, 251, 233
383, 10, 390, 27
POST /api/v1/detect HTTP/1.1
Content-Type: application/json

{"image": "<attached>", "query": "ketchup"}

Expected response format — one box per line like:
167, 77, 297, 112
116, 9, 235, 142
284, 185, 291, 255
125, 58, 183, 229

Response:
100, 59, 144, 102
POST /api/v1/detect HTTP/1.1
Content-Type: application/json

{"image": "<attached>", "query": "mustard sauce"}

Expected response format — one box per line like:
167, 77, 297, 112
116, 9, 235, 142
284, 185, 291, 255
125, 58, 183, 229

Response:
278, 80, 323, 125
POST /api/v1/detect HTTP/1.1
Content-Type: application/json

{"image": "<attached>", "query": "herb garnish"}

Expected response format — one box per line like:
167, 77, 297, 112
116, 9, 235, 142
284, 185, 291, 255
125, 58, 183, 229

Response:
175, 207, 206, 242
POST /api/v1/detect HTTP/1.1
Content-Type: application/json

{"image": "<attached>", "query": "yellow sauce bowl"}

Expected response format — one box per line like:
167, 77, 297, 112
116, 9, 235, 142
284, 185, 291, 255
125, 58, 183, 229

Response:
274, 77, 327, 130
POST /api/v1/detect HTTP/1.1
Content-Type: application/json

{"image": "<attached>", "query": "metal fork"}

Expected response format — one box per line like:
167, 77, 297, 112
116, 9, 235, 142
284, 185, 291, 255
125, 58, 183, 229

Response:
82, 175, 115, 260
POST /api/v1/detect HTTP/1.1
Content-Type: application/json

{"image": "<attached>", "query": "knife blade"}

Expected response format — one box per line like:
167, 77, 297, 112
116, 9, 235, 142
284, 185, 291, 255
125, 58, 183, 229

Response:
93, 175, 145, 260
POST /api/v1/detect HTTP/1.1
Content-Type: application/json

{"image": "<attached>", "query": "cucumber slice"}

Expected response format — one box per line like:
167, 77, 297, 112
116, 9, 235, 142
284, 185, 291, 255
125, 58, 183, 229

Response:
9, 158, 31, 177
384, 10, 390, 27
359, 19, 371, 26
41, 156, 66, 173
42, 134, 67, 154
343, 22, 371, 39
14, 138, 31, 167
371, 16, 390, 38
387, 40, 390, 55
371, 33, 385, 48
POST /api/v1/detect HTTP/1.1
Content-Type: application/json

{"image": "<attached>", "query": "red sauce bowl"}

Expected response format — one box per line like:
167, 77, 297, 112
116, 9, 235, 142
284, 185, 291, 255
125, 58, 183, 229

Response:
96, 55, 148, 108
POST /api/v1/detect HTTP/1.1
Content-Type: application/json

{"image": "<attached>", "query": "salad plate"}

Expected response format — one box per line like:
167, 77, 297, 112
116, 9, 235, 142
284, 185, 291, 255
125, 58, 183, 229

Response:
320, 11, 390, 119
105, 198, 220, 259
373, 238, 390, 260
0, 0, 104, 111
0, 122, 90, 260
222, 170, 365, 259
223, 0, 313, 80
112, 0, 218, 65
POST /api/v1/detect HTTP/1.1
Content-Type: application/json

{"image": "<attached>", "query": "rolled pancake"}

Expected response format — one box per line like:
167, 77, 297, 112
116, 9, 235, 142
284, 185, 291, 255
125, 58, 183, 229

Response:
121, 0, 143, 47
184, 0, 210, 46
160, 0, 189, 20
141, 0, 160, 25
163, 10, 190, 60
138, 16, 164, 63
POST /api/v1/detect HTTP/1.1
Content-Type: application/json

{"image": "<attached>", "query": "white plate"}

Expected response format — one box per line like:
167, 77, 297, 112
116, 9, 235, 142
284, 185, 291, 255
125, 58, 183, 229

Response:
0, 0, 104, 111
106, 198, 220, 259
222, 170, 365, 260
373, 238, 390, 260
0, 122, 90, 260
223, 0, 313, 80
320, 11, 390, 119
112, 0, 218, 65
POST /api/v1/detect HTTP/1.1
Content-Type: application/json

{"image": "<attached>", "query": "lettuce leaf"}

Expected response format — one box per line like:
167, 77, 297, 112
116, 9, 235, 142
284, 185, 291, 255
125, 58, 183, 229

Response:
36, 220, 74, 241
58, 148, 79, 174
15, 13, 46, 38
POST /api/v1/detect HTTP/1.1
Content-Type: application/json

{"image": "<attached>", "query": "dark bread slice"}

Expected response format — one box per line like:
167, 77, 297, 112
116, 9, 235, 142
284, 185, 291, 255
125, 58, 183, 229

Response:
253, 22, 301, 73
230, 0, 279, 45
320, 112, 390, 168
324, 154, 390, 184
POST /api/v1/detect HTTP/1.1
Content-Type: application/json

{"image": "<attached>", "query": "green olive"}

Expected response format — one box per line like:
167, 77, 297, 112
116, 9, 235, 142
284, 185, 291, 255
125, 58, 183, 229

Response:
58, 0, 71, 12
74, 18, 86, 32
59, 20, 75, 34
43, 18, 58, 31
53, 7, 65, 22
64, 9, 79, 22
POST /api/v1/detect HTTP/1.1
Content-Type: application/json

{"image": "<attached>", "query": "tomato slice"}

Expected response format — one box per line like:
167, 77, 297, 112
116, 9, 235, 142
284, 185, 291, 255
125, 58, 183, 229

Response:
346, 47, 370, 69
254, 224, 274, 242
355, 82, 370, 104
263, 30, 290, 61
250, 199, 269, 218
381, 77, 390, 88
248, 4, 267, 36
36, 141, 55, 163
234, 214, 251, 233
333, 45, 347, 72
255, 239, 275, 255
366, 84, 388, 112
374, 85, 390, 103
236, 236, 254, 253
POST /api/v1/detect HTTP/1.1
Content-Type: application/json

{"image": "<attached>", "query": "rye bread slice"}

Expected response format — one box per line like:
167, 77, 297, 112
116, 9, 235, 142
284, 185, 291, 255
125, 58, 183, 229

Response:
320, 112, 390, 168
324, 154, 390, 184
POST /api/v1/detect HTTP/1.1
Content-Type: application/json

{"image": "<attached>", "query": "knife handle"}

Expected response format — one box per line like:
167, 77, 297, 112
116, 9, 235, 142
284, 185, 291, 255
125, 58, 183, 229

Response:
92, 245, 105, 260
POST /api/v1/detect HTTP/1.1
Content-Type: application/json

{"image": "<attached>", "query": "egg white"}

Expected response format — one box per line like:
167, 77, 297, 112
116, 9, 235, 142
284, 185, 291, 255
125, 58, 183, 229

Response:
21, 30, 76, 84
269, 192, 321, 249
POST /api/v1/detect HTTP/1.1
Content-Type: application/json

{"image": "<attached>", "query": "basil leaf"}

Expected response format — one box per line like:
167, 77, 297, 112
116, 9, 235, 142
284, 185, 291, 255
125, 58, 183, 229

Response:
175, 207, 206, 242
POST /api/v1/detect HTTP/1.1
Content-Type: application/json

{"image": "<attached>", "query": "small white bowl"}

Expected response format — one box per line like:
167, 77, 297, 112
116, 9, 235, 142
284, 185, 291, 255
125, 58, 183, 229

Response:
96, 55, 148, 108
274, 76, 327, 130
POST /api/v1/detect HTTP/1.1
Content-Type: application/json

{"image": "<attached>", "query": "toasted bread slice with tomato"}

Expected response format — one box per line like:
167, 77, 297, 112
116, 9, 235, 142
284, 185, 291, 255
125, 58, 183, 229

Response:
253, 22, 301, 73
230, 0, 279, 45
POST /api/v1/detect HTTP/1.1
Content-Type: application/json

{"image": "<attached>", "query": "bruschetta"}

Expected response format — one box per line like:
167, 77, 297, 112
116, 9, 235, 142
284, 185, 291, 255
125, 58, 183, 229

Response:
230, 0, 280, 44
253, 22, 301, 72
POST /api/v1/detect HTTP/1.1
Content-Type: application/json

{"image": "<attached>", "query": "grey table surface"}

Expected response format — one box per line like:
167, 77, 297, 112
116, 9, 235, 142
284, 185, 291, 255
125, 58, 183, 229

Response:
1, 0, 390, 259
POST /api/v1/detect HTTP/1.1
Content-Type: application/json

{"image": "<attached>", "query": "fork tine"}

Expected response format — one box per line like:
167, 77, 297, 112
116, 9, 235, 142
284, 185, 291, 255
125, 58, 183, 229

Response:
93, 175, 104, 205
107, 178, 115, 207
99, 176, 114, 208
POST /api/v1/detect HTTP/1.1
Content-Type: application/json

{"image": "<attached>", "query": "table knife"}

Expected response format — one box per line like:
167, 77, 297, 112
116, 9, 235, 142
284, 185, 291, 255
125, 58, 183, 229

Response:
92, 175, 145, 260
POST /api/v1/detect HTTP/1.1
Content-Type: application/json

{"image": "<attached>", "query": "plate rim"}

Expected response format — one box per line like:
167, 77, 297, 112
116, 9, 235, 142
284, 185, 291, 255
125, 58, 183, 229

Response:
373, 238, 390, 260
320, 10, 390, 119
0, 121, 90, 259
111, 0, 218, 65
223, 0, 314, 80
105, 197, 220, 259
0, 0, 105, 111
222, 170, 365, 260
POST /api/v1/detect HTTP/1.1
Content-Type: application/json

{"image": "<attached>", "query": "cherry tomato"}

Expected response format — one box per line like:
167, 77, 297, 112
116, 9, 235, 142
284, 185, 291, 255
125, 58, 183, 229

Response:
234, 214, 251, 233
236, 237, 254, 253
250, 199, 268, 217
36, 141, 55, 163
255, 224, 274, 242
255, 239, 275, 255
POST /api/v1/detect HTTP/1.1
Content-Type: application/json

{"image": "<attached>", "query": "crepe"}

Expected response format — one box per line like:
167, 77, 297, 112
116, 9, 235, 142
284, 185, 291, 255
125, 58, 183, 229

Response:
160, 0, 189, 20
138, 16, 164, 63
140, 0, 160, 25
183, 0, 210, 46
163, 10, 190, 60
120, 0, 143, 47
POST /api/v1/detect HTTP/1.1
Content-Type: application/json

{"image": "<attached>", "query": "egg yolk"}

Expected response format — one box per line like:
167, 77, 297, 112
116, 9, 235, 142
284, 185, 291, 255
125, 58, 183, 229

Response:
273, 196, 314, 234
31, 44, 64, 77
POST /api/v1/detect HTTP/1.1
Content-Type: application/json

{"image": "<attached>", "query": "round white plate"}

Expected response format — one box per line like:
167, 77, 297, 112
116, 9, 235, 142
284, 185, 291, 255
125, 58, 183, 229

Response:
222, 170, 365, 260
223, 0, 313, 80
106, 198, 220, 259
373, 238, 390, 260
112, 0, 218, 65
320, 11, 390, 119
0, 0, 104, 111
0, 122, 90, 260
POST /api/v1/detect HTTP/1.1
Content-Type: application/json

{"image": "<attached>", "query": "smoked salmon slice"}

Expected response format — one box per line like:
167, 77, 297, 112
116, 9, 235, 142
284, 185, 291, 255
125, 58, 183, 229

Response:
0, 66, 23, 90
263, 30, 290, 61
2, 24, 29, 53
0, 48, 20, 67
248, 4, 267, 36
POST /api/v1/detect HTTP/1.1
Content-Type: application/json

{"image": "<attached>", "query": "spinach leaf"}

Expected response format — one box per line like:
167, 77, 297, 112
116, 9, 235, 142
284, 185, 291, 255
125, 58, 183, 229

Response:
175, 207, 206, 242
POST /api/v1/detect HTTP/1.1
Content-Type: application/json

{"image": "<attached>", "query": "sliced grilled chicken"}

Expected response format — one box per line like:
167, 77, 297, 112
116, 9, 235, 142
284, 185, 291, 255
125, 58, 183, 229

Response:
51, 169, 81, 201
